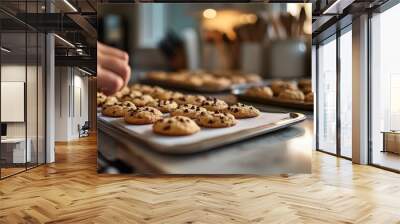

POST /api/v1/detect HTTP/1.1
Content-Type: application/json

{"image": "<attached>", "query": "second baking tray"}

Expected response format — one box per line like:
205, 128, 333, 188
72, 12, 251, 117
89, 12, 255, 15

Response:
232, 88, 313, 111
140, 78, 262, 93
97, 111, 306, 154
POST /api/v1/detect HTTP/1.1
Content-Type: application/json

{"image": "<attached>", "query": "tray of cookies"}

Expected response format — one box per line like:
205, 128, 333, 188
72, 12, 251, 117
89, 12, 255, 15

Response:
97, 84, 306, 154
140, 71, 263, 93
232, 79, 314, 111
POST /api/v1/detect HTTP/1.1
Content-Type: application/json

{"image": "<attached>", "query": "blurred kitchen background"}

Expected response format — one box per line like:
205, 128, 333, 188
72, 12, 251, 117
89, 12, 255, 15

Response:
98, 3, 312, 81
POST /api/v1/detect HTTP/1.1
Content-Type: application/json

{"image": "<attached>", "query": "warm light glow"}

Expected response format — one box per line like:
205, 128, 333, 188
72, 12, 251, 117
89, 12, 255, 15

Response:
54, 34, 75, 48
287, 3, 312, 35
203, 9, 217, 19
202, 10, 258, 40
63, 0, 78, 12
1, 47, 11, 53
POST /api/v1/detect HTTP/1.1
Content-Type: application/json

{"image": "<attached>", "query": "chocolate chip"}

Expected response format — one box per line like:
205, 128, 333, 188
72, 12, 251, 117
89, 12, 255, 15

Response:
179, 118, 184, 122
200, 112, 206, 115
208, 120, 213, 124
234, 108, 239, 113
167, 120, 172, 124
191, 106, 195, 109
184, 109, 189, 113
196, 108, 200, 111
163, 126, 171, 130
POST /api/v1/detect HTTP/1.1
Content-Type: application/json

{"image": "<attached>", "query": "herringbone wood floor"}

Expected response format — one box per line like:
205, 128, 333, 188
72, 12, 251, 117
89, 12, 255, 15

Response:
1, 134, 400, 224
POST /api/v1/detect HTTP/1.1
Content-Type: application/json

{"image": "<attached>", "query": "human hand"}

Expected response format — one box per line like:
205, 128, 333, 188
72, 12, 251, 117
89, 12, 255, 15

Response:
97, 42, 131, 95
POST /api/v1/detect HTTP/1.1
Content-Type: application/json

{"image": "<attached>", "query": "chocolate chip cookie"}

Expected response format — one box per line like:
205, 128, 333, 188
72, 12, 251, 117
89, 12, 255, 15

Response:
226, 103, 260, 119
97, 92, 107, 107
196, 111, 237, 128
271, 80, 298, 96
102, 102, 125, 117
278, 89, 305, 101
245, 86, 273, 99
201, 97, 228, 111
130, 95, 155, 107
147, 99, 178, 113
153, 116, 200, 136
120, 101, 137, 115
124, 106, 163, 125
170, 104, 207, 119
304, 92, 314, 103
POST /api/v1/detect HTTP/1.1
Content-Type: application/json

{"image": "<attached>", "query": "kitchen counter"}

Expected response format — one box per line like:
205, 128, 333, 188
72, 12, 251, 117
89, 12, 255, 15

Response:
98, 100, 313, 175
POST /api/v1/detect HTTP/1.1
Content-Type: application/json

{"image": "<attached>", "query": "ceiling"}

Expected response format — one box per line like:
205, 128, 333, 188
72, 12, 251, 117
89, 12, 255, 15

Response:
0, 0, 97, 72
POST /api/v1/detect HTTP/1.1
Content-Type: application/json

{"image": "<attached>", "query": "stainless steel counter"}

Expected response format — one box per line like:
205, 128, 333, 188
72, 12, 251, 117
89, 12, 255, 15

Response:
98, 101, 313, 175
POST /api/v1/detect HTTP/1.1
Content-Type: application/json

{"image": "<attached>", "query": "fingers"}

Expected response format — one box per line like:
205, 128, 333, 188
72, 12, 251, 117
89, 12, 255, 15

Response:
98, 51, 131, 84
97, 41, 129, 61
97, 42, 132, 95
97, 65, 124, 96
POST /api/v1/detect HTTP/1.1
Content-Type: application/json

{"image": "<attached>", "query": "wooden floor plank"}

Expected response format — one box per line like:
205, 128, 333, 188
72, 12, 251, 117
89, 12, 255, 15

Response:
1, 135, 400, 223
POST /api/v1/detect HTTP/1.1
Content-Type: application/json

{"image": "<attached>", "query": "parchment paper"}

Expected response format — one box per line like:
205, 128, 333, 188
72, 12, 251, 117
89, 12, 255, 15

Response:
98, 112, 290, 147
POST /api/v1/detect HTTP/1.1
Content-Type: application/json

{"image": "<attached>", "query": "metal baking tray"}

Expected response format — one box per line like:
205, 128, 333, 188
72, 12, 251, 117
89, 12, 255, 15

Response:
97, 111, 306, 154
232, 88, 313, 111
140, 78, 262, 93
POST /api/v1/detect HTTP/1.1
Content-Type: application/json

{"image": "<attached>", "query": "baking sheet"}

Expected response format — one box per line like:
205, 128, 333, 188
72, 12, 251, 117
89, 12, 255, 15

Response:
140, 78, 262, 93
232, 88, 313, 111
97, 111, 306, 154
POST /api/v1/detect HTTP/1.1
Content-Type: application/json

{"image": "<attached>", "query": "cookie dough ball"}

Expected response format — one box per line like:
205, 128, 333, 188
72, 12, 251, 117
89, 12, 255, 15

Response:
245, 86, 273, 99
271, 80, 298, 96
124, 106, 163, 125
171, 104, 207, 119
278, 89, 305, 101
226, 103, 260, 119
147, 99, 178, 113
196, 111, 237, 128
201, 97, 229, 111
153, 116, 200, 136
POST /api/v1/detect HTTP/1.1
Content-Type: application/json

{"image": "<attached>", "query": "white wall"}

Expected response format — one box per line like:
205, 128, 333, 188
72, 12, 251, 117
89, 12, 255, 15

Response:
54, 67, 89, 141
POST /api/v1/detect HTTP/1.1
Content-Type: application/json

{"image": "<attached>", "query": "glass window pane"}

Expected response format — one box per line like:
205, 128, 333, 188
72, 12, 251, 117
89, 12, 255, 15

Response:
38, 33, 46, 165
27, 31, 38, 169
317, 37, 337, 154
1, 32, 27, 177
371, 4, 400, 171
340, 29, 352, 158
